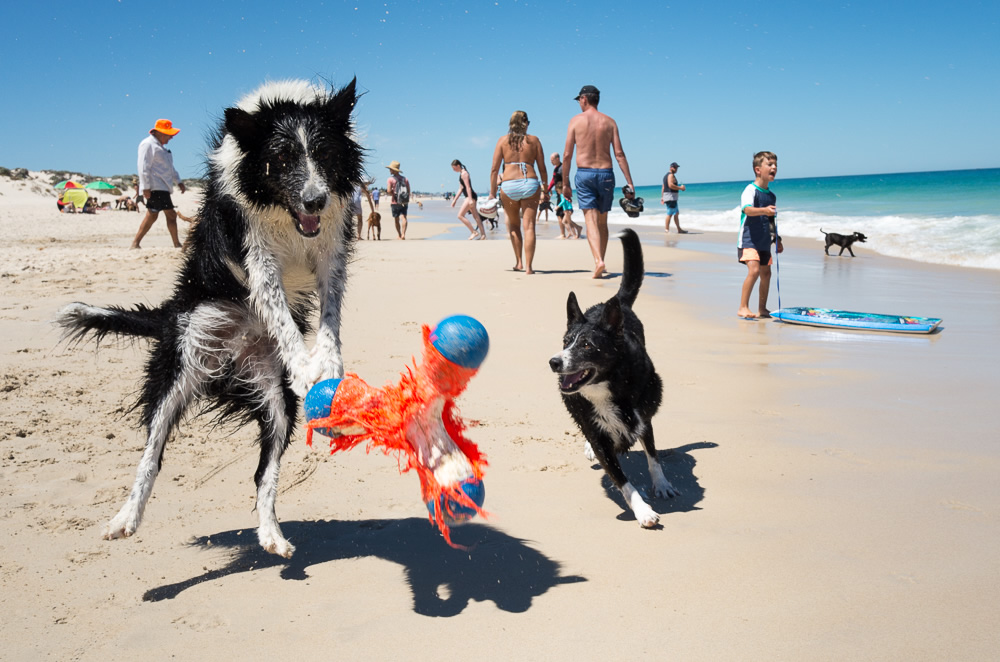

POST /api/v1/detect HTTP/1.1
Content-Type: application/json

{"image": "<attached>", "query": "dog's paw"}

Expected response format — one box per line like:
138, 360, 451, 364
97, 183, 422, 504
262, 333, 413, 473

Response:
103, 510, 139, 540
623, 482, 659, 528
652, 474, 679, 499
258, 528, 295, 558
584, 442, 596, 462
633, 499, 660, 528
649, 461, 679, 498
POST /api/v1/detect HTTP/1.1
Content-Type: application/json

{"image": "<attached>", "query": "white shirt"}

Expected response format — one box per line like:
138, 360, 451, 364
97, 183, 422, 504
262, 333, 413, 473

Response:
137, 134, 181, 193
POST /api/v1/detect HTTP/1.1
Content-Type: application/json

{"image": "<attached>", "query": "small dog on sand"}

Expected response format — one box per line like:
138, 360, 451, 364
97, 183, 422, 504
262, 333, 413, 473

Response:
366, 210, 382, 240
548, 228, 677, 527
821, 228, 867, 257
56, 79, 364, 558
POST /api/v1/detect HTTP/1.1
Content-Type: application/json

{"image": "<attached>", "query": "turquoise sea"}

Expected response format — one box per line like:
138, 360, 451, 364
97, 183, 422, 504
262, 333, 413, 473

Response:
610, 168, 1000, 270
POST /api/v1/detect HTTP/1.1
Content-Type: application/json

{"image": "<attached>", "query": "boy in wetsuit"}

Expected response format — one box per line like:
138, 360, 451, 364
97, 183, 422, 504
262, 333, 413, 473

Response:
737, 151, 783, 319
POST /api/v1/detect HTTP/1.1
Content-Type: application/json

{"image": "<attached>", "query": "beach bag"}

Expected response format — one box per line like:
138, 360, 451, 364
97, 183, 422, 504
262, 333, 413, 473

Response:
395, 176, 410, 205
477, 197, 500, 219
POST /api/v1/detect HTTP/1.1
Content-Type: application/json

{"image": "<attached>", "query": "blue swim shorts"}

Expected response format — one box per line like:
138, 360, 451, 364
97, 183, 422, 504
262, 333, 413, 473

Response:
574, 168, 615, 213
665, 200, 678, 214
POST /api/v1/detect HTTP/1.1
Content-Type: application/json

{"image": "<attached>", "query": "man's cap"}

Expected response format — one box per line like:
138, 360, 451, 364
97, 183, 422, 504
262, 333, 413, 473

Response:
574, 85, 600, 100
386, 160, 402, 173
150, 119, 180, 136
671, 162, 679, 168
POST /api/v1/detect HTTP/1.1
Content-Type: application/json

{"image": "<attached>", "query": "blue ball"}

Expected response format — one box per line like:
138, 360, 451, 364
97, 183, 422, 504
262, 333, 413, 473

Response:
303, 378, 343, 438
426, 477, 486, 526
430, 315, 489, 369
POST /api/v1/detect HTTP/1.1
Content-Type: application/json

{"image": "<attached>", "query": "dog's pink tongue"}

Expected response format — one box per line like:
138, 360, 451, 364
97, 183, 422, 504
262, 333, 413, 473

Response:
297, 212, 320, 235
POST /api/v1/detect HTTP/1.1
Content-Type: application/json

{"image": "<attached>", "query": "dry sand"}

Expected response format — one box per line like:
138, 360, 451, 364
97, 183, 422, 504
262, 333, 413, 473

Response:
2, 173, 999, 660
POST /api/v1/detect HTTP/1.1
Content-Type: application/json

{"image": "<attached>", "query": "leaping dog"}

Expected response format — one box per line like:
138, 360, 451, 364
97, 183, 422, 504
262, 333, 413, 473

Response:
56, 79, 364, 558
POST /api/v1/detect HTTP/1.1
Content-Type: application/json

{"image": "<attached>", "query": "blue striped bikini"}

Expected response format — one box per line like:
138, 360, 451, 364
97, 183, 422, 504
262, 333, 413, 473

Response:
500, 162, 540, 201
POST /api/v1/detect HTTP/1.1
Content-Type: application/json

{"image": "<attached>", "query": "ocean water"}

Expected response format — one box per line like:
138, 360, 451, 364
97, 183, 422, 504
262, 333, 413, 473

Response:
601, 168, 1000, 271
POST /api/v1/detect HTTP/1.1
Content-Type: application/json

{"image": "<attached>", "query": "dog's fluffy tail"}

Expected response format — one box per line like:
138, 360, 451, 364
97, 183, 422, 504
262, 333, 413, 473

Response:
56, 302, 166, 344
614, 228, 644, 308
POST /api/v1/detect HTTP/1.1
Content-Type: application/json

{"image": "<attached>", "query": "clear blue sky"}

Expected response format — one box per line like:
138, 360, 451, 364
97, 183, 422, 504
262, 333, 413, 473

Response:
2, 0, 997, 190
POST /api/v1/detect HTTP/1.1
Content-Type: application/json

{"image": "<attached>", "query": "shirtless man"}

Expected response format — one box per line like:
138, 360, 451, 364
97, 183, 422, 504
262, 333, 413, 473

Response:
561, 85, 636, 278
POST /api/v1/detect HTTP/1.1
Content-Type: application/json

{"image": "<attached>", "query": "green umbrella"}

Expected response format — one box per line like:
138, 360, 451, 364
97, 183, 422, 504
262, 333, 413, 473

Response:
84, 181, 117, 190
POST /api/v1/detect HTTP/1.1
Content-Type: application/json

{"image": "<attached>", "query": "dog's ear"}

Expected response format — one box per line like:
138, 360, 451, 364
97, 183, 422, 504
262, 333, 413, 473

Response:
325, 78, 358, 121
602, 297, 624, 333
567, 292, 584, 324
224, 107, 259, 152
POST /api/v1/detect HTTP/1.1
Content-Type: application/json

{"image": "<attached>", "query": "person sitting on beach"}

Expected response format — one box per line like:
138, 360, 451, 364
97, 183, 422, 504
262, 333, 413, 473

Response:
548, 152, 581, 239
451, 160, 487, 240
737, 151, 783, 319
489, 110, 549, 274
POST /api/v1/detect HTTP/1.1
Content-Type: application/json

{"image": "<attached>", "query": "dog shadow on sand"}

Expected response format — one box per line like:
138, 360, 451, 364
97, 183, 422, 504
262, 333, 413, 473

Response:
143, 518, 586, 616
597, 441, 717, 523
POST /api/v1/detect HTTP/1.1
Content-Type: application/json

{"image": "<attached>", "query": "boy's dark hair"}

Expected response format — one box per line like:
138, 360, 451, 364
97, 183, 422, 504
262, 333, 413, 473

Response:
753, 151, 777, 171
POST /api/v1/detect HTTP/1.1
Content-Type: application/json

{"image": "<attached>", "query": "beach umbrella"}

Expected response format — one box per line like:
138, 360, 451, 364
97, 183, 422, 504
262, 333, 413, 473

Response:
61, 189, 89, 208
84, 181, 121, 195
54, 180, 83, 190
84, 181, 117, 191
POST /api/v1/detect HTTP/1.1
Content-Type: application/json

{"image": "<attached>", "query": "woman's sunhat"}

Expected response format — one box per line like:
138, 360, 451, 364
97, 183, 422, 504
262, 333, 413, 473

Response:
150, 119, 180, 136
386, 160, 402, 173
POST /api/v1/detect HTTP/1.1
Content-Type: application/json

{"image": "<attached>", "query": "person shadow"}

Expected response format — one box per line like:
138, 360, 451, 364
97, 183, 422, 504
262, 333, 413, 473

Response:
596, 441, 716, 523
143, 517, 586, 616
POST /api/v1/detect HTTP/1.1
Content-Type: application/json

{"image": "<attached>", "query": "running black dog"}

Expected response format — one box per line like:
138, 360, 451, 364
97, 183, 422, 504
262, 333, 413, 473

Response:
56, 79, 364, 558
548, 228, 677, 527
821, 228, 868, 256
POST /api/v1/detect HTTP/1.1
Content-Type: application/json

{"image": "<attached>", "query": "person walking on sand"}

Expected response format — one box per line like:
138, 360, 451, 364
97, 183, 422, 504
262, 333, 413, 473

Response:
131, 119, 186, 249
450, 160, 486, 240
490, 110, 549, 274
548, 152, 582, 239
737, 151, 783, 319
561, 85, 636, 278
662, 161, 687, 233
386, 161, 410, 240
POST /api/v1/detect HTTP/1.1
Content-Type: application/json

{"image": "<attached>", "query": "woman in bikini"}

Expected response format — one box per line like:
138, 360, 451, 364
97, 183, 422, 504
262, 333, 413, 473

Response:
450, 160, 486, 240
489, 110, 548, 274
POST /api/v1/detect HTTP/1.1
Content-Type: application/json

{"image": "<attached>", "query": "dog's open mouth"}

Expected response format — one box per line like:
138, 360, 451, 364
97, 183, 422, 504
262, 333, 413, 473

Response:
559, 369, 594, 393
293, 211, 321, 237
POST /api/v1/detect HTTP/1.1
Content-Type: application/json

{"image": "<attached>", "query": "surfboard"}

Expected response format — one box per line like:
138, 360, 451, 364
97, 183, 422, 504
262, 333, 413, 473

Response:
772, 307, 942, 333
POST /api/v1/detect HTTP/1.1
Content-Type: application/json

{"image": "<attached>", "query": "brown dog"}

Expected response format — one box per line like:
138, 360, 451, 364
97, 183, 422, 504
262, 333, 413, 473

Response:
366, 211, 382, 240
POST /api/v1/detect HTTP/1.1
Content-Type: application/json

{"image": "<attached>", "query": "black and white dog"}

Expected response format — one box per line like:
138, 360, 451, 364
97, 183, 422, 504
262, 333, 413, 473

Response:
56, 79, 364, 558
821, 228, 867, 256
549, 229, 677, 527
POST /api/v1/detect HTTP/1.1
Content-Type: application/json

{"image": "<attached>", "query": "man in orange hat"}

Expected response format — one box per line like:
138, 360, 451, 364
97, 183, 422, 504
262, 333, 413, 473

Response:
131, 119, 186, 249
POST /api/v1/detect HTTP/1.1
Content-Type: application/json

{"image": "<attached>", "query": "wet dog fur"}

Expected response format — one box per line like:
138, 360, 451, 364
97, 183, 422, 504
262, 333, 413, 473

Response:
55, 79, 364, 558
548, 228, 677, 527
